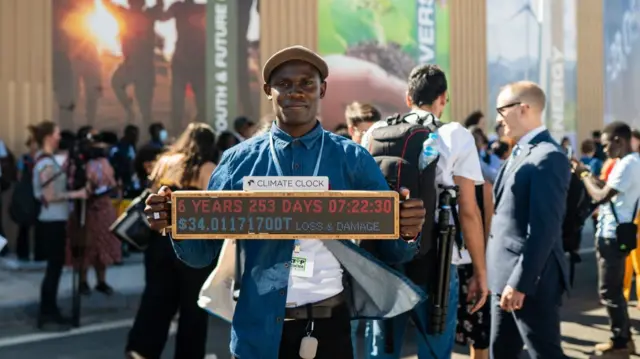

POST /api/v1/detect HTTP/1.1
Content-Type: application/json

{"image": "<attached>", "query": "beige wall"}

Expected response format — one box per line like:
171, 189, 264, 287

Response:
259, 0, 318, 118
0, 0, 53, 153
449, 0, 488, 124
576, 0, 604, 142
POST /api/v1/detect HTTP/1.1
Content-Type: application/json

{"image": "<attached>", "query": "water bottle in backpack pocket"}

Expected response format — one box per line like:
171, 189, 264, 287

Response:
419, 133, 439, 171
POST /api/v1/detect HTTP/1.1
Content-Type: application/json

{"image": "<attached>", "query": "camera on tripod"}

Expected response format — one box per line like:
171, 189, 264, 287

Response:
68, 132, 112, 192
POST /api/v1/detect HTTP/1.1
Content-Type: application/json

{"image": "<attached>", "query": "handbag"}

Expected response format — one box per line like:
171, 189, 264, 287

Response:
109, 189, 153, 251
610, 198, 639, 252
198, 239, 238, 323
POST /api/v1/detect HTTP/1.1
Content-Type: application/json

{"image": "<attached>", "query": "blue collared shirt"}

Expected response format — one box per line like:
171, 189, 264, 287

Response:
171, 122, 425, 358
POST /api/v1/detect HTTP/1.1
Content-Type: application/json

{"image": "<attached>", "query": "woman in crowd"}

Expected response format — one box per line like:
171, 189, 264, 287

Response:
67, 133, 122, 296
455, 125, 495, 359
29, 121, 88, 328
126, 123, 218, 359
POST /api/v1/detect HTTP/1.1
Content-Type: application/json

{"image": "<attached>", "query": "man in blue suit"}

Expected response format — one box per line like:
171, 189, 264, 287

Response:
486, 81, 570, 359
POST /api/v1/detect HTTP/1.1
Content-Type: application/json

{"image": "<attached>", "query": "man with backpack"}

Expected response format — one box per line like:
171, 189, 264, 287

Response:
362, 64, 488, 359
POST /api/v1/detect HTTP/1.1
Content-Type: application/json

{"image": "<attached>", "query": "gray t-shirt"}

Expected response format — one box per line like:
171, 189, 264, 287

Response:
32, 155, 69, 222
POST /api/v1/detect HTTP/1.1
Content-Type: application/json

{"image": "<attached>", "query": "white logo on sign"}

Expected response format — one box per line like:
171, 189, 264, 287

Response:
243, 176, 329, 191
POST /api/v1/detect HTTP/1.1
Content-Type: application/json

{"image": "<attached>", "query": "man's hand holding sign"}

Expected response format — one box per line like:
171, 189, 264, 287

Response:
145, 186, 425, 241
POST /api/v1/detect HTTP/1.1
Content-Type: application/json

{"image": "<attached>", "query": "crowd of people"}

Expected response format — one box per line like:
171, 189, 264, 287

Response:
1, 44, 640, 359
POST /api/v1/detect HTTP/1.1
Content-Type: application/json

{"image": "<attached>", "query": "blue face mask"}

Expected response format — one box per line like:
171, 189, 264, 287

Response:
159, 129, 168, 142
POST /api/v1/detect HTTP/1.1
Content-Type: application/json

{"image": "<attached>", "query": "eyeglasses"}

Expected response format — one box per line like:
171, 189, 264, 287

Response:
496, 102, 522, 118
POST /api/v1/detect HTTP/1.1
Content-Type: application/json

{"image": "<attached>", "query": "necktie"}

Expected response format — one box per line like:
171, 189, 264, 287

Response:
504, 144, 521, 172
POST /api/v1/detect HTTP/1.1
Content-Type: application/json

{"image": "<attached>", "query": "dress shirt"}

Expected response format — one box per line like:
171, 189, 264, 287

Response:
517, 125, 547, 146
170, 121, 426, 359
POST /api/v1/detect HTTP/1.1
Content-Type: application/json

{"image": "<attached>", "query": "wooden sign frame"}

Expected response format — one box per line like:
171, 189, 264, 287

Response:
170, 190, 400, 240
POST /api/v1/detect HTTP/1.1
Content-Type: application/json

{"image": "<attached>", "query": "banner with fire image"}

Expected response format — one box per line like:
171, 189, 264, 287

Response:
317, 0, 451, 130
51, 0, 261, 138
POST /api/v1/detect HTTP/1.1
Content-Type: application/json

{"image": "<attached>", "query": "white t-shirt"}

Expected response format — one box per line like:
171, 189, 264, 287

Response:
596, 152, 640, 239
362, 112, 485, 265
434, 122, 485, 265
285, 239, 344, 307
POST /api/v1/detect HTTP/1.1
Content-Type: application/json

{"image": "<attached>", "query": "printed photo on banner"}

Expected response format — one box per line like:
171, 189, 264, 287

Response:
604, 0, 640, 128
317, 0, 451, 131
51, 0, 261, 139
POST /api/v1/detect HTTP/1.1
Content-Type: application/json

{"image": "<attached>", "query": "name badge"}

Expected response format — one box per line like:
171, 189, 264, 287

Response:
291, 250, 315, 278
243, 176, 329, 191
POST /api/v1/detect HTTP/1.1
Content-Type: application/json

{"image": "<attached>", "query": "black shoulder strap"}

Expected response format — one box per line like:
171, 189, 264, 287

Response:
384, 112, 443, 130
35, 154, 64, 189
450, 204, 464, 251
385, 113, 403, 126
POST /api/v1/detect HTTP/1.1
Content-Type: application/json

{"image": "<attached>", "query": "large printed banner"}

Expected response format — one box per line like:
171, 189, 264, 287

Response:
52, 0, 260, 137
604, 0, 640, 127
486, 0, 576, 142
317, 0, 450, 130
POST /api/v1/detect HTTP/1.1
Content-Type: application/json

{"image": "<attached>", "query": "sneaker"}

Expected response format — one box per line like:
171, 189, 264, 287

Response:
590, 341, 632, 358
95, 282, 114, 296
125, 351, 146, 359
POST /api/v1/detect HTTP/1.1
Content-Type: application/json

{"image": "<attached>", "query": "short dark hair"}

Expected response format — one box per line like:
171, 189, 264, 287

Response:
124, 125, 138, 137
407, 64, 447, 107
632, 128, 640, 141
463, 111, 484, 128
581, 139, 596, 154
149, 122, 165, 136
345, 102, 381, 127
592, 130, 602, 138
603, 121, 632, 141
234, 116, 255, 133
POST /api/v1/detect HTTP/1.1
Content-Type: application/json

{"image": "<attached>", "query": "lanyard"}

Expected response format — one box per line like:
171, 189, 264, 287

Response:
268, 131, 324, 177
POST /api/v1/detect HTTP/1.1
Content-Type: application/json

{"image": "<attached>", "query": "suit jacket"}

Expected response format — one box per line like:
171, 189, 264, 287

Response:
487, 130, 571, 296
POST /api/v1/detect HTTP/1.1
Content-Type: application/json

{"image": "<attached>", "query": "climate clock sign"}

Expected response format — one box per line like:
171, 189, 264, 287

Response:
170, 191, 400, 240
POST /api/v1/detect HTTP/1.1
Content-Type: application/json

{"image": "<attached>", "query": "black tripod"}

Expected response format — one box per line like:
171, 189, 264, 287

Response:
71, 198, 86, 328
428, 185, 458, 335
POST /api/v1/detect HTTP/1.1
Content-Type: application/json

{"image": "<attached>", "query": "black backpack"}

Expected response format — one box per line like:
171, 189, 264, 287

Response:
364, 111, 442, 285
562, 170, 595, 285
9, 154, 63, 226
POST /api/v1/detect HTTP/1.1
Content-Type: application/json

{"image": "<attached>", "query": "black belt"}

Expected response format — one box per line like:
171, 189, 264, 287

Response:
284, 293, 345, 320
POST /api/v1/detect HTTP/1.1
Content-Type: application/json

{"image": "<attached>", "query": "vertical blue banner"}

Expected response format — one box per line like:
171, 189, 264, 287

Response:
603, 1, 640, 127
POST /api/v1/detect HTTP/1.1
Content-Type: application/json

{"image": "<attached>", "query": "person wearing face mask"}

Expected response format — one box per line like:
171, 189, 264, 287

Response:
148, 122, 168, 149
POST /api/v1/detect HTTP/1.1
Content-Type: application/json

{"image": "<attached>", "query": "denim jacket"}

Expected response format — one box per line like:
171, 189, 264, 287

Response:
171, 122, 427, 358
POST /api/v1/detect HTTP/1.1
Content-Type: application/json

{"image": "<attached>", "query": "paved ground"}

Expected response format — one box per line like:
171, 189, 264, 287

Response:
2, 249, 640, 359
2, 221, 639, 358
0, 253, 144, 325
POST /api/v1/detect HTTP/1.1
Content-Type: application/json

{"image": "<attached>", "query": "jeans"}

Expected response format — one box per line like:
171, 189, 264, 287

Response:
38, 221, 67, 315
351, 319, 374, 359
367, 265, 459, 359
597, 236, 632, 348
